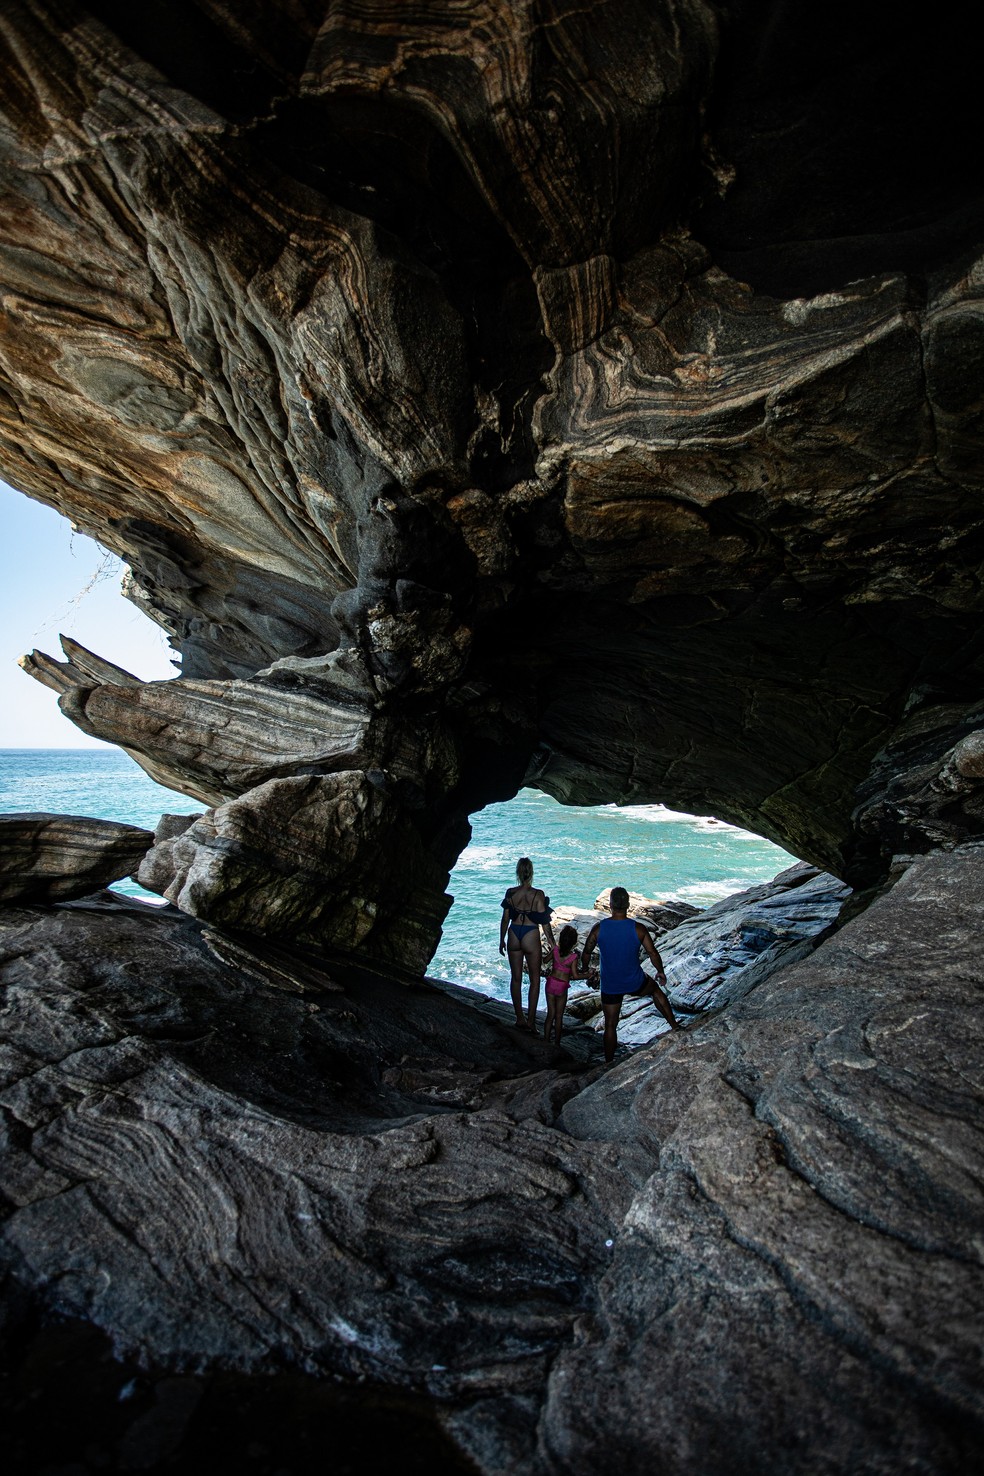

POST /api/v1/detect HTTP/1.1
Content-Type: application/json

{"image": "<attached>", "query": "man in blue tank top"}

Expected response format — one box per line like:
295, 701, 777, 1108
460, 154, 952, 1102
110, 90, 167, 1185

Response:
581, 886, 682, 1062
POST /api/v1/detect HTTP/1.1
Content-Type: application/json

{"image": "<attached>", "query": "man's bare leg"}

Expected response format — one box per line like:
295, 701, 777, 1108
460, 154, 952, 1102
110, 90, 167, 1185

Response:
602, 995, 622, 1062
648, 976, 682, 1030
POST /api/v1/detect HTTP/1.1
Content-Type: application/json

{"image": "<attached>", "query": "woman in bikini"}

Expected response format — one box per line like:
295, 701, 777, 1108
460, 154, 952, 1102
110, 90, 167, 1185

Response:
499, 856, 554, 1032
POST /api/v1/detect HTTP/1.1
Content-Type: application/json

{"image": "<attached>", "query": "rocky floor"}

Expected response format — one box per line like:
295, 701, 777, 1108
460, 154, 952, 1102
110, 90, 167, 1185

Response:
2, 1313, 474, 1476
0, 892, 618, 1473
2, 850, 983, 1474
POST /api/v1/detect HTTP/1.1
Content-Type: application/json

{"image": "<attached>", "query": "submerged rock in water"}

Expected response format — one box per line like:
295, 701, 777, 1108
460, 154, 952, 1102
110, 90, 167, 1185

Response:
0, 813, 154, 903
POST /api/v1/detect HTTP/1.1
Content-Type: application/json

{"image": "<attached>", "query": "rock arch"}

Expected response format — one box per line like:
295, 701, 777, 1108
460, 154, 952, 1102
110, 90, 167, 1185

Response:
3, 0, 983, 968
3, 10, 984, 1475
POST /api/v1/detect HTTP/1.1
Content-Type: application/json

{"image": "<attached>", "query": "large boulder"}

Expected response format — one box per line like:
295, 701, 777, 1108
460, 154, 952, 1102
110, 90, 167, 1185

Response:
549, 841, 984, 1476
0, 813, 153, 903
592, 889, 702, 934
0, 896, 615, 1440
137, 772, 459, 973
559, 864, 850, 1042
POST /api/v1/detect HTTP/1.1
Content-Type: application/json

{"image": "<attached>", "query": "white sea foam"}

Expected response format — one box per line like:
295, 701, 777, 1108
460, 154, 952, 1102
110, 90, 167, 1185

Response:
609, 804, 749, 834
674, 877, 751, 903
457, 842, 511, 872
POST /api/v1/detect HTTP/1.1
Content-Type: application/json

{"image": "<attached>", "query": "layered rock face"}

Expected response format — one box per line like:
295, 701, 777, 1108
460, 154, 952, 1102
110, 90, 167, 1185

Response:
0, 813, 153, 902
1, 1, 982, 960
559, 862, 852, 1043
1, 850, 980, 1475
2, 8, 984, 1473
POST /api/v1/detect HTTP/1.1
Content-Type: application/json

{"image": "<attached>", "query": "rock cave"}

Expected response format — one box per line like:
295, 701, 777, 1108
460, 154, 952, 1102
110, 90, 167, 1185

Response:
1, 2, 982, 1472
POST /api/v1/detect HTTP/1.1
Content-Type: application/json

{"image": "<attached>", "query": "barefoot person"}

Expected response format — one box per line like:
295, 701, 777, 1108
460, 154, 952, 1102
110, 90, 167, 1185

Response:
581, 886, 682, 1061
499, 857, 554, 1032
544, 924, 586, 1048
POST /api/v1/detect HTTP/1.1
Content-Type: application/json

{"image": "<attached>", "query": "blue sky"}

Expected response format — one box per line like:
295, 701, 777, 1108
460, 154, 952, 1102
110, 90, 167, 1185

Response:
1, 479, 178, 746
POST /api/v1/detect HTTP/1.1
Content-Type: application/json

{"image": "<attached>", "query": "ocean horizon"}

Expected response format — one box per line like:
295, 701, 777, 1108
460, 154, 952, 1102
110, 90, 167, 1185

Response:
0, 747, 795, 999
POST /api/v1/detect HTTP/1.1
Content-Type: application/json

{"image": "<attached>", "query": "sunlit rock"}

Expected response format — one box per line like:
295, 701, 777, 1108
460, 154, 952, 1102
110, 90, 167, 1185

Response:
1, 3, 983, 1471
0, 812, 153, 903
137, 772, 459, 972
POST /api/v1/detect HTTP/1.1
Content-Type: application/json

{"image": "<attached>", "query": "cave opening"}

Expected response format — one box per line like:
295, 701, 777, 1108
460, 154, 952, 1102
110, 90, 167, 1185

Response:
430, 785, 795, 995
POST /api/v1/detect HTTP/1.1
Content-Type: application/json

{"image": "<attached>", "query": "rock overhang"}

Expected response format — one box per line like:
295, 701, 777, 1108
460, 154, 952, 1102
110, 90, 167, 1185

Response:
0, 0, 982, 961
1, 8, 984, 1473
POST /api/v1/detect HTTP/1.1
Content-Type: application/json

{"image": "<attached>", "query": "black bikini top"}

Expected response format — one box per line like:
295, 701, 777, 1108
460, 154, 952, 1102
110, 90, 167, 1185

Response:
502, 888, 552, 924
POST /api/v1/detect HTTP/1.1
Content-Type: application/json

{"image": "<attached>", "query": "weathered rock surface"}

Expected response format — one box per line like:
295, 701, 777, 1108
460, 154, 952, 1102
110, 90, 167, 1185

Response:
0, 812, 153, 903
2, 6, 984, 1473
853, 702, 984, 873
550, 842, 984, 1476
559, 864, 850, 1044
593, 888, 701, 935
136, 771, 460, 973
649, 860, 851, 1011
0, 896, 615, 1435
2, 0, 984, 966
22, 636, 383, 806
1, 850, 980, 1475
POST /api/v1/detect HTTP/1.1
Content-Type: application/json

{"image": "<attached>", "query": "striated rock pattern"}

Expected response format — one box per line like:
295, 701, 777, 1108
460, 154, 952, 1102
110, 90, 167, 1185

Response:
2, 6, 984, 1472
648, 861, 851, 1012
550, 841, 984, 1476
591, 888, 701, 936
0, 897, 616, 1434
137, 772, 462, 972
1, 849, 980, 1474
853, 701, 984, 871
0, 0, 982, 962
0, 812, 153, 902
559, 862, 851, 1044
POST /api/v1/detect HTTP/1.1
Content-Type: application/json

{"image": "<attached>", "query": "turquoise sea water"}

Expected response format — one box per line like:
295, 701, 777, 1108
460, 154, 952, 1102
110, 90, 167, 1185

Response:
0, 749, 794, 999
0, 748, 202, 904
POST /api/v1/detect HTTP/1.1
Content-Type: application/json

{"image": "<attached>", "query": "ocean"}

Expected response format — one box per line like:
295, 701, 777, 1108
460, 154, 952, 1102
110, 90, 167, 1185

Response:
0, 748, 794, 999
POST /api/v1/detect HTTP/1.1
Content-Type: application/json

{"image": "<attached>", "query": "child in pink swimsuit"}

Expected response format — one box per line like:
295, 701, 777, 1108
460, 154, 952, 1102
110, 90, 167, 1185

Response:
544, 925, 585, 1047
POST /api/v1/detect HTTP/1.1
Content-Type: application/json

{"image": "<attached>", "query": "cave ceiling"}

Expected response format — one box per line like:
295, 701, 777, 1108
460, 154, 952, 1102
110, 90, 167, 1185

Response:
2, 1, 984, 957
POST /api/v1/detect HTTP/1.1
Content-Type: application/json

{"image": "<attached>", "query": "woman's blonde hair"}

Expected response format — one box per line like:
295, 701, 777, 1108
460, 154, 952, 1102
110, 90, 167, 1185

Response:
516, 856, 534, 884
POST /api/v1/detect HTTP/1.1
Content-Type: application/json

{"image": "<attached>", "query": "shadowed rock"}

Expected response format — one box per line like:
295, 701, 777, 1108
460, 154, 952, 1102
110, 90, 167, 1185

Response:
3, 0, 984, 965
136, 772, 459, 972
1, 849, 980, 1474
22, 637, 380, 806
0, 896, 615, 1418
550, 842, 984, 1476
1, 4, 984, 1472
0, 813, 153, 903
